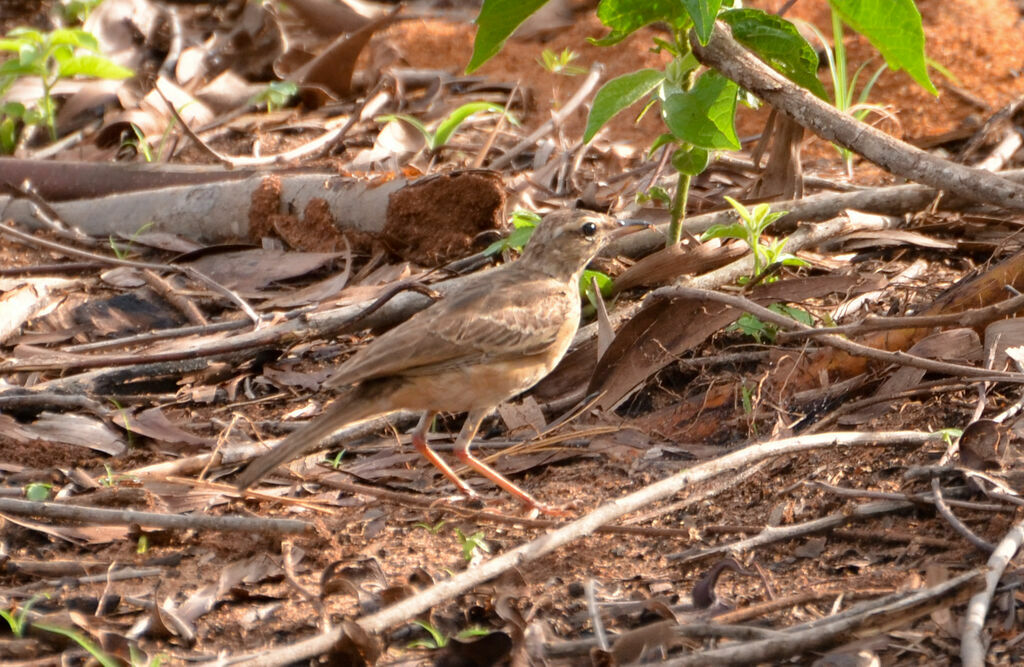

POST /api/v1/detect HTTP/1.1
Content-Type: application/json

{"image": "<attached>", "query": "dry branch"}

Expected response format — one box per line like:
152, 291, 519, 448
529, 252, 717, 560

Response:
692, 23, 1024, 211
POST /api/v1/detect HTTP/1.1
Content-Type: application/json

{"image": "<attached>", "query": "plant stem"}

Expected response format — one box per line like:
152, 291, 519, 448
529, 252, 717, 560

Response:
667, 171, 691, 246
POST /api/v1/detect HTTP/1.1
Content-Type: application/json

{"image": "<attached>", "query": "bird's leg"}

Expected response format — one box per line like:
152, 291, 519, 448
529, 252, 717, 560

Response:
453, 408, 568, 516
411, 412, 477, 498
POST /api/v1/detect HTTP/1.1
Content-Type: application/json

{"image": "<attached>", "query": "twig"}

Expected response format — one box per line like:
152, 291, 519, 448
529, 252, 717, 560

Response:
664, 569, 984, 666
962, 518, 1024, 667
777, 293, 1024, 341
665, 499, 915, 564
692, 23, 1024, 211
931, 478, 994, 553
0, 498, 312, 535
659, 287, 1024, 383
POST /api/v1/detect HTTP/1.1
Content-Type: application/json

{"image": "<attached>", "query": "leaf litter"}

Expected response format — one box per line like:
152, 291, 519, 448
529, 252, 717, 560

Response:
4, 0, 1024, 664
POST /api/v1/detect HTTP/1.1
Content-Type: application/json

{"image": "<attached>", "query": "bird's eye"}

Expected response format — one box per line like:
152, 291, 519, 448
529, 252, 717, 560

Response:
580, 221, 598, 237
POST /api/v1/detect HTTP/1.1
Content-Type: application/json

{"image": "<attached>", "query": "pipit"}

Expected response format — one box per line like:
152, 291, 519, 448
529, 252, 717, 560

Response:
235, 209, 635, 513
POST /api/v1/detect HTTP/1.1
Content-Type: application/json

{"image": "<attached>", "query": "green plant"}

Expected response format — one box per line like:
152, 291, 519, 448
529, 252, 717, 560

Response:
249, 80, 298, 113
455, 527, 489, 562
702, 196, 806, 285
730, 304, 813, 344
24, 481, 52, 501
414, 519, 447, 534
377, 101, 518, 152
468, 1, 936, 247
538, 47, 586, 76
60, 0, 105, 24
0, 27, 133, 147
33, 623, 119, 667
408, 621, 491, 650
0, 594, 47, 637
800, 12, 891, 177
327, 449, 347, 468
125, 118, 177, 163
109, 221, 154, 259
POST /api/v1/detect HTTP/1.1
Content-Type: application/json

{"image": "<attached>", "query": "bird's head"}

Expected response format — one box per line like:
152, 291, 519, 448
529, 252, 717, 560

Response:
516, 210, 641, 282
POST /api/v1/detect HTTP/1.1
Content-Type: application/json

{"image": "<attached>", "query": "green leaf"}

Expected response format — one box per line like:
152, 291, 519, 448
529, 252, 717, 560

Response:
57, 54, 133, 79
48, 28, 98, 50
722, 9, 827, 99
662, 70, 739, 149
828, 0, 936, 95
583, 69, 664, 142
432, 101, 510, 149
671, 145, 709, 176
701, 222, 747, 241
581, 269, 613, 305
681, 0, 722, 45
467, 0, 550, 73
593, 0, 689, 46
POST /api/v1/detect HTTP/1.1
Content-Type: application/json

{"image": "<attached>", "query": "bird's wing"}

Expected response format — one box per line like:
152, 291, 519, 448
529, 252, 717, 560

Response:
326, 275, 575, 387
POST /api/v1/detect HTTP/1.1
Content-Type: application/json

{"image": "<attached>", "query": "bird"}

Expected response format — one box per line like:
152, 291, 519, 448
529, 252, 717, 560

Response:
235, 209, 635, 514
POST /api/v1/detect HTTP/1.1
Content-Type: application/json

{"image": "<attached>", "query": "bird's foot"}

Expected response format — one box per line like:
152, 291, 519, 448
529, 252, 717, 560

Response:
524, 499, 575, 518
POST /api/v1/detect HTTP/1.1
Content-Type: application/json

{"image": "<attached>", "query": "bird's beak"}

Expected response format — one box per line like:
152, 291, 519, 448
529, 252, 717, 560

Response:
611, 218, 655, 238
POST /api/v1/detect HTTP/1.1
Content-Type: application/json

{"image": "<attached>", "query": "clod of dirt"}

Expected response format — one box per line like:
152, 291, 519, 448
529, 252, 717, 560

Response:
382, 170, 506, 266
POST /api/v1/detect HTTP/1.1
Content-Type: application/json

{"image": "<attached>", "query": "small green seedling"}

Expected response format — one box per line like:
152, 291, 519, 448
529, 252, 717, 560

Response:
33, 623, 119, 667
730, 304, 813, 344
538, 47, 586, 76
327, 449, 347, 469
60, 0, 105, 24
801, 14, 890, 177
702, 196, 807, 285
455, 527, 489, 562
414, 519, 447, 535
376, 101, 517, 152
408, 621, 491, 650
409, 620, 448, 649
109, 221, 154, 260
0, 26, 134, 146
936, 428, 963, 448
24, 481, 52, 501
249, 80, 298, 113
0, 594, 47, 637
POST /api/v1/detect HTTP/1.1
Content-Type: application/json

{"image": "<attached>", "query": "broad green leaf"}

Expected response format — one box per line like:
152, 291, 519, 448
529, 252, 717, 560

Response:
433, 101, 511, 149
722, 9, 827, 99
467, 0, 549, 73
663, 70, 739, 149
49, 28, 99, 51
671, 145, 709, 175
0, 38, 24, 51
701, 222, 747, 241
829, 0, 936, 95
584, 69, 664, 142
58, 55, 133, 79
593, 0, 689, 46
8, 28, 43, 43
681, 0, 722, 45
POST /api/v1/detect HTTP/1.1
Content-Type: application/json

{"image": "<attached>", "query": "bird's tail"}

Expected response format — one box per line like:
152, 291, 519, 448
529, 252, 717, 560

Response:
234, 385, 392, 489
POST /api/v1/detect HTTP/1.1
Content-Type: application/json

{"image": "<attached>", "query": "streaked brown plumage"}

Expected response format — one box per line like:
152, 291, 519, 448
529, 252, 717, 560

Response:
235, 209, 629, 513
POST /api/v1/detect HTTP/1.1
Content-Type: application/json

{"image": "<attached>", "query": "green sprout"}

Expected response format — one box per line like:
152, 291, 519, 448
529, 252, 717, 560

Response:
538, 48, 586, 76
376, 101, 518, 152
702, 196, 807, 285
455, 527, 489, 562
0, 26, 134, 147
249, 80, 298, 113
